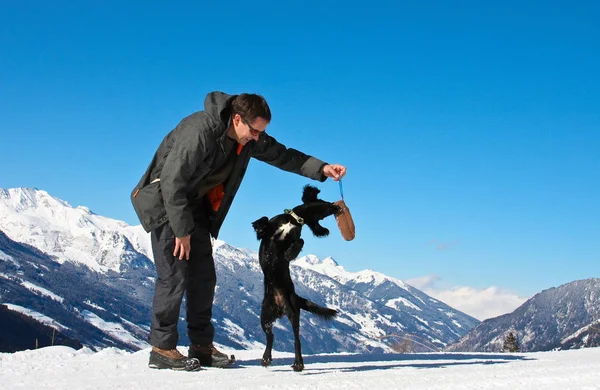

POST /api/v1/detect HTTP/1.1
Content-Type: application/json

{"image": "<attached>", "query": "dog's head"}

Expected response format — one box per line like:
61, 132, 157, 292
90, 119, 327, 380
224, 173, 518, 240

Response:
252, 185, 341, 240
292, 185, 340, 238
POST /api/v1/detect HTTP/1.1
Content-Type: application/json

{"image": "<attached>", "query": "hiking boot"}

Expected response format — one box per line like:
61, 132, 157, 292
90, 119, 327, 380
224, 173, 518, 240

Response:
188, 344, 236, 368
148, 346, 202, 371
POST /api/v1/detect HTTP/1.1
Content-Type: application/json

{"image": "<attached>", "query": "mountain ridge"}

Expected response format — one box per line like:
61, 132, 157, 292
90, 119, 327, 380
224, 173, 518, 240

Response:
446, 278, 600, 352
1, 187, 479, 353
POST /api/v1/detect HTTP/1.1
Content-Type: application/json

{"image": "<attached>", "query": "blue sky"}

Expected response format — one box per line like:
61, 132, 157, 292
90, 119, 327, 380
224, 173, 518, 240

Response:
1, 1, 598, 319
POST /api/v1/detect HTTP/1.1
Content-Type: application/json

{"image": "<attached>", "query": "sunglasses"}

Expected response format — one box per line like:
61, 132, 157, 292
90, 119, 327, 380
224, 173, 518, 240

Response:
241, 117, 263, 137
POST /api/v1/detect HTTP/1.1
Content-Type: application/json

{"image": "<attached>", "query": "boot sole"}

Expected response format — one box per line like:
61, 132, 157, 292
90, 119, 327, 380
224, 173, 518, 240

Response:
207, 354, 236, 368
148, 361, 203, 371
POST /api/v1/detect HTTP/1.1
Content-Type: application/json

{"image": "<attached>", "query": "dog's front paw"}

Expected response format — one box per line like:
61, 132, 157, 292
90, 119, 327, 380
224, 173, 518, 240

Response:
291, 361, 304, 372
284, 238, 304, 261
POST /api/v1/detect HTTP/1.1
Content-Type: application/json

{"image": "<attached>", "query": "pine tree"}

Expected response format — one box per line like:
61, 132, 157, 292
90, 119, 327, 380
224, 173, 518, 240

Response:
502, 331, 520, 352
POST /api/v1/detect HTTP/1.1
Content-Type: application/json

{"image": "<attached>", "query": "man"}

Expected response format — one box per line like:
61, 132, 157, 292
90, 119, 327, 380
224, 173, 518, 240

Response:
131, 91, 346, 371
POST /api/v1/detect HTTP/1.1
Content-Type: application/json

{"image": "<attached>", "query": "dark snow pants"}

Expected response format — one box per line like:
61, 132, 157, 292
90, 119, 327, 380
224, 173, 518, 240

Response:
149, 212, 216, 350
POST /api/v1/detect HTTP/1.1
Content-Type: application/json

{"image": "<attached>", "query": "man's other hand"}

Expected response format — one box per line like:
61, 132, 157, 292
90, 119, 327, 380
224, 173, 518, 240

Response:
174, 235, 191, 260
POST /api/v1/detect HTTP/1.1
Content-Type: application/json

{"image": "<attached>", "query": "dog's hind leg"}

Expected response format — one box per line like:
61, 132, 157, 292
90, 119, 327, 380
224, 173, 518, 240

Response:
260, 303, 276, 367
287, 295, 305, 372
261, 322, 274, 367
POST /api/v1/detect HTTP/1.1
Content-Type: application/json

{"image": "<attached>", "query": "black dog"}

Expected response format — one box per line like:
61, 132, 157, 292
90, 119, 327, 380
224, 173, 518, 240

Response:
252, 185, 340, 372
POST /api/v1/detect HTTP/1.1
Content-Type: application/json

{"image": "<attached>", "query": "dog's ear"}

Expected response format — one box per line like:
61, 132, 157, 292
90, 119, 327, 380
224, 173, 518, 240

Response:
252, 217, 270, 240
302, 185, 321, 204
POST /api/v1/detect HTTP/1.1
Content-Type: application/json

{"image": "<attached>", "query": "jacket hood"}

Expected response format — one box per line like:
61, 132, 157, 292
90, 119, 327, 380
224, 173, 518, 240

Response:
204, 91, 236, 124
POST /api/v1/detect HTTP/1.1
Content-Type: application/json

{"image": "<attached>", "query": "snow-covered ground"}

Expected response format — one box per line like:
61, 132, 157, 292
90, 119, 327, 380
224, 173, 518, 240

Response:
1, 345, 599, 389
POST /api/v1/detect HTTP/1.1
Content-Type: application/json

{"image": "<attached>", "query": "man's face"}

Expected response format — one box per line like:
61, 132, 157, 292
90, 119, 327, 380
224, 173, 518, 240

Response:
232, 114, 268, 145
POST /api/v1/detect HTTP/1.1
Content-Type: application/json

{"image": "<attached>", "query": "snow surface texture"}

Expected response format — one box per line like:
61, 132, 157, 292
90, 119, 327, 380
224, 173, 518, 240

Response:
1, 345, 599, 389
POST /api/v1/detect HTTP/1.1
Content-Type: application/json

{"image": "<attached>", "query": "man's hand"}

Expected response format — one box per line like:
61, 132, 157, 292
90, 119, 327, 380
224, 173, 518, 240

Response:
322, 164, 347, 181
174, 235, 191, 260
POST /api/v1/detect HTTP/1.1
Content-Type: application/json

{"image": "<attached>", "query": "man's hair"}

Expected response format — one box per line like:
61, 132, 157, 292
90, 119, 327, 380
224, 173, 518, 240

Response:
231, 93, 272, 123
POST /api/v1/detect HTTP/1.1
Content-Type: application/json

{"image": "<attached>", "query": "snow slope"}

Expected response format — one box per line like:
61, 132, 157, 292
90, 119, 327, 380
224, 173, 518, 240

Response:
0, 345, 599, 389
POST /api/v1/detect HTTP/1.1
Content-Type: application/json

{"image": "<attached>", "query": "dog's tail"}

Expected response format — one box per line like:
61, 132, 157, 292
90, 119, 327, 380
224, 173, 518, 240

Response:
298, 297, 337, 320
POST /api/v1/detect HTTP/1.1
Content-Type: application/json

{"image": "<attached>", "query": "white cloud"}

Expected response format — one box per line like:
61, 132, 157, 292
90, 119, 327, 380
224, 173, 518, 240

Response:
406, 274, 441, 289
406, 274, 529, 321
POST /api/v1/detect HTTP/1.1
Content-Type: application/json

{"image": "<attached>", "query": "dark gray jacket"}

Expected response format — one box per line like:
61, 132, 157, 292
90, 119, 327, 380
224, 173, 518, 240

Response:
131, 91, 327, 238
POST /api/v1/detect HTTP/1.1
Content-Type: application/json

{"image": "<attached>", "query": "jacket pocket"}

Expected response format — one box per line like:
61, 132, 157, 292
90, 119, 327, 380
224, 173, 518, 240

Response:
131, 181, 168, 232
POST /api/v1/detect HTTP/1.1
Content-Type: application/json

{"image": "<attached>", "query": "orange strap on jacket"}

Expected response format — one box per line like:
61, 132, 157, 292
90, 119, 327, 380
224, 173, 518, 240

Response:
206, 144, 244, 212
206, 184, 225, 212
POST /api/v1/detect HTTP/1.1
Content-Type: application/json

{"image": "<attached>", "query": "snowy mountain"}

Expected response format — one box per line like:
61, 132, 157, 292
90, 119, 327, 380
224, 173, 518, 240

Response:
0, 187, 479, 353
0, 229, 155, 351
0, 188, 153, 273
446, 278, 600, 352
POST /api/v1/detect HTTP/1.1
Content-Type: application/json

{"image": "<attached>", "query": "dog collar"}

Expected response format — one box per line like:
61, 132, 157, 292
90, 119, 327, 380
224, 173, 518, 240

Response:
284, 209, 304, 225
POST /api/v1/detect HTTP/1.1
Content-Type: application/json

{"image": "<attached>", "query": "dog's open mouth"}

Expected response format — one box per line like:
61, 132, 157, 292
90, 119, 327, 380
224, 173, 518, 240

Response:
334, 204, 343, 215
